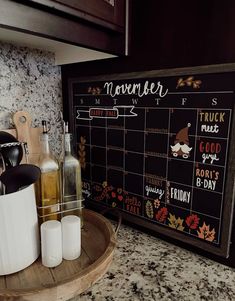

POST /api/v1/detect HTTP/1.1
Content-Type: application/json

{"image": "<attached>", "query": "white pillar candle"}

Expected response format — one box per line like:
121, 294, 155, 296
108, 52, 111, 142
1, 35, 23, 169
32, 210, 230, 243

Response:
41, 220, 62, 268
61, 215, 81, 260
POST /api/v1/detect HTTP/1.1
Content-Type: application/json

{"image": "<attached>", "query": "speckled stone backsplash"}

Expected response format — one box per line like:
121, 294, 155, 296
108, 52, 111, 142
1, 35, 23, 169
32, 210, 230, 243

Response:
0, 42, 63, 155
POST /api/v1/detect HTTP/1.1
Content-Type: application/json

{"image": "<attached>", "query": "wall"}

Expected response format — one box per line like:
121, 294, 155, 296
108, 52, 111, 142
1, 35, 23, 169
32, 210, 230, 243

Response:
0, 42, 62, 155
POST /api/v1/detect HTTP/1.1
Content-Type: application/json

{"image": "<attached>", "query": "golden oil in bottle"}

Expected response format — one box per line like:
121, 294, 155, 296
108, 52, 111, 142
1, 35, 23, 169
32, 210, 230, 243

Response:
36, 121, 61, 223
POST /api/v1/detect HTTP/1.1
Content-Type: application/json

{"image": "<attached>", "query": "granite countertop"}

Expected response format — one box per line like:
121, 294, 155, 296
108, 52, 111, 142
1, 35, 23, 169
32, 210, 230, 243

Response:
69, 221, 235, 301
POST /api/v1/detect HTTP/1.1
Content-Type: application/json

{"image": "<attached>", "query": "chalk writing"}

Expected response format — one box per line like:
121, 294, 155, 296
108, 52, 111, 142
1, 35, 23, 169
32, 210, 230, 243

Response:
103, 80, 168, 98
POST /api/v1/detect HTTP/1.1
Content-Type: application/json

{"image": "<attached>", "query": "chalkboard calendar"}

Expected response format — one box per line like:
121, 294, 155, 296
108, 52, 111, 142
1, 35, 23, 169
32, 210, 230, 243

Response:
67, 71, 235, 258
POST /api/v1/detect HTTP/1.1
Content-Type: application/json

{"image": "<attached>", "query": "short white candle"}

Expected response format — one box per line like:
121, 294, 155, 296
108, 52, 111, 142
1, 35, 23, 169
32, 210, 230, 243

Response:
41, 220, 62, 268
61, 215, 81, 260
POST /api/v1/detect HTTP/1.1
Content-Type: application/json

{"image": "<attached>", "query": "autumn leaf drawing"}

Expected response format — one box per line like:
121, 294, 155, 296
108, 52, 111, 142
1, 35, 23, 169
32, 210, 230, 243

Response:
154, 199, 161, 209
197, 222, 216, 242
176, 78, 185, 88
78, 136, 86, 169
192, 80, 202, 89
155, 207, 168, 223
88, 86, 102, 95
176, 76, 202, 89
145, 200, 154, 219
185, 214, 200, 230
168, 213, 185, 231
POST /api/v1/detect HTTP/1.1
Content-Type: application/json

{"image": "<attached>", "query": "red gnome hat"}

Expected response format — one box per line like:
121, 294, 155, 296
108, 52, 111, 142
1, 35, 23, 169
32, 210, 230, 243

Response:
174, 123, 191, 145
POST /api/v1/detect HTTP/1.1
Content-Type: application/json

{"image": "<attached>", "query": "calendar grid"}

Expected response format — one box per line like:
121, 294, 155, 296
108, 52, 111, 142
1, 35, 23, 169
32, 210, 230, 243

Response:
73, 75, 234, 252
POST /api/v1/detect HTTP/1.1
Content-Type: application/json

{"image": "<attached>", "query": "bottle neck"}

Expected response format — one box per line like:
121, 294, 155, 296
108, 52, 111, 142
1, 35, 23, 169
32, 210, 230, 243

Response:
64, 133, 72, 154
41, 133, 50, 155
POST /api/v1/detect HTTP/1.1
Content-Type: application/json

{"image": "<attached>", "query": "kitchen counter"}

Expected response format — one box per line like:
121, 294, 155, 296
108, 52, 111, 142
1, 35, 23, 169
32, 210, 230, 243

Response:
70, 221, 235, 301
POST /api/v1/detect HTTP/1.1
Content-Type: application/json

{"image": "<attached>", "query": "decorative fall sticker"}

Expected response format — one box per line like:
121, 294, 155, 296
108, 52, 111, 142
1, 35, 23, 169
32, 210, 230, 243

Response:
176, 76, 202, 89
145, 200, 154, 219
96, 182, 217, 243
185, 214, 200, 230
154, 199, 161, 209
197, 222, 216, 242
144, 202, 216, 242
170, 123, 192, 159
78, 136, 86, 169
168, 213, 184, 231
94, 183, 113, 202
88, 86, 102, 95
155, 207, 168, 223
94, 182, 127, 208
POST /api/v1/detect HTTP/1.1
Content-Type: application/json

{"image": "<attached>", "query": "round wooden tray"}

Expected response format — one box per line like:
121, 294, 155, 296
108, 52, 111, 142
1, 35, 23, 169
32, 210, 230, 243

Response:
0, 209, 118, 301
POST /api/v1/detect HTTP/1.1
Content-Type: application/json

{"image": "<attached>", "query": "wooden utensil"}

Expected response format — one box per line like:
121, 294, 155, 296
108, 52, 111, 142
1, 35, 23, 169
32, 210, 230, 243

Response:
12, 111, 42, 165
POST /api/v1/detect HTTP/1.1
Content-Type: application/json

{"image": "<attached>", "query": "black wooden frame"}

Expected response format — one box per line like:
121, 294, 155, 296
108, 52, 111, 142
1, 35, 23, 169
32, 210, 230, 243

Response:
64, 66, 235, 267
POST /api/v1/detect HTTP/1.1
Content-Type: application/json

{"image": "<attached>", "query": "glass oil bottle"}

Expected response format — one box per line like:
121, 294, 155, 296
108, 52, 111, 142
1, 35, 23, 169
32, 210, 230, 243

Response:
60, 122, 83, 227
36, 120, 61, 223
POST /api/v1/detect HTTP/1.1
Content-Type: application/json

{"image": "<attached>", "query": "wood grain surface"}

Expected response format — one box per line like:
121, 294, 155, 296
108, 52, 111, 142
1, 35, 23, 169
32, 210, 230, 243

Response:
2, 111, 42, 165
0, 209, 116, 301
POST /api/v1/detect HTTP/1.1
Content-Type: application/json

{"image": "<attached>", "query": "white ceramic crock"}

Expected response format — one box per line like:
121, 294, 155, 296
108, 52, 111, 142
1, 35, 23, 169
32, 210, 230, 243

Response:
0, 184, 40, 275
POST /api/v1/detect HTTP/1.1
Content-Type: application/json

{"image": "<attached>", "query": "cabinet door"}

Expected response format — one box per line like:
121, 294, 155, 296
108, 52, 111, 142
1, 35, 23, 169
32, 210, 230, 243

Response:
1, 0, 128, 56
53, 0, 125, 30
28, 0, 126, 32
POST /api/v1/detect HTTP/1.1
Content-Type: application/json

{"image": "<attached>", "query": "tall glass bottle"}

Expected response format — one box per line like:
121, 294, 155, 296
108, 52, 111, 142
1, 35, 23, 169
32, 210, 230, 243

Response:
61, 122, 83, 226
36, 120, 60, 223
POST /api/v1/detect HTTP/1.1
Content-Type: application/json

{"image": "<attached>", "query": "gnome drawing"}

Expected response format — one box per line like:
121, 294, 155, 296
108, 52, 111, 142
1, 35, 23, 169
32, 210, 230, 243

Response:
170, 123, 192, 159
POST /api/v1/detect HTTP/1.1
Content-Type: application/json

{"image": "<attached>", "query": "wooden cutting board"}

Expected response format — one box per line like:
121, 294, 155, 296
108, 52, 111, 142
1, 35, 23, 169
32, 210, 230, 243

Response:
2, 111, 42, 165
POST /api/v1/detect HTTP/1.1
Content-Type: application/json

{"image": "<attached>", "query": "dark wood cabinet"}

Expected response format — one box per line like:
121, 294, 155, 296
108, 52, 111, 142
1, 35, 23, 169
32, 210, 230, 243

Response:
46, 0, 126, 32
0, 0, 129, 56
62, 1, 235, 75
